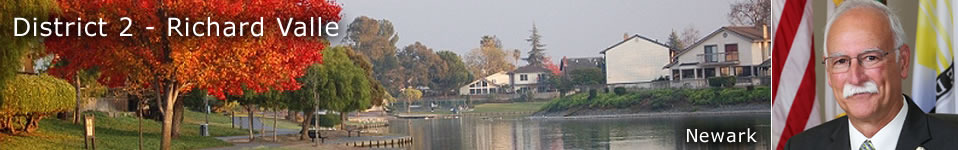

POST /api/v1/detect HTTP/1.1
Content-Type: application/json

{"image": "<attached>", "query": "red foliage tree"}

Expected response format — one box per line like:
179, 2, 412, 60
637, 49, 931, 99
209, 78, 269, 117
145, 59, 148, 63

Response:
44, 0, 341, 149
542, 56, 560, 75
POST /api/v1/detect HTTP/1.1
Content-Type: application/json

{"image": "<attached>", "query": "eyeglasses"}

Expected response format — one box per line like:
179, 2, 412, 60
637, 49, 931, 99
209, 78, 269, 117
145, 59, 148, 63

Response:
822, 49, 895, 73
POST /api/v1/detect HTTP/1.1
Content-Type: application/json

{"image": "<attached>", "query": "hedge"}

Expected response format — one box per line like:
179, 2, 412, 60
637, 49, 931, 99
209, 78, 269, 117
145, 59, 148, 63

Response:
0, 74, 76, 134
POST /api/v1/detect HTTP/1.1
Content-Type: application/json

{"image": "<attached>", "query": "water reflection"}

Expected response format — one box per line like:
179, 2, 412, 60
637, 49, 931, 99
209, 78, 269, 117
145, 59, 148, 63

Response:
386, 113, 769, 150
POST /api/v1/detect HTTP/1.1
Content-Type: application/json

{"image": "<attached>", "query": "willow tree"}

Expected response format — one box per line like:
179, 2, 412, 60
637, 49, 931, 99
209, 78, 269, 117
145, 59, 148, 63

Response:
288, 46, 370, 140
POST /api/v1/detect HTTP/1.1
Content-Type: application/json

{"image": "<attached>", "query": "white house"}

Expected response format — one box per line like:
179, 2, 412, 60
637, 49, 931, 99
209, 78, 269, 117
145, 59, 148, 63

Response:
664, 26, 771, 80
599, 34, 672, 85
509, 65, 553, 93
459, 71, 511, 95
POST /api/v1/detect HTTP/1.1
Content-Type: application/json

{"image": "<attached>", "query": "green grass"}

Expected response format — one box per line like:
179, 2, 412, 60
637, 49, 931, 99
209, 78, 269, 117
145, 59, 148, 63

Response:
0, 110, 255, 149
470, 101, 550, 113
194, 111, 303, 130
539, 87, 771, 113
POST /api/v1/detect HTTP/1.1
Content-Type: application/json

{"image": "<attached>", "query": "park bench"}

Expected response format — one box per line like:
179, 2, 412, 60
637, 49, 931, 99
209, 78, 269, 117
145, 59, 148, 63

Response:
307, 129, 328, 143
344, 125, 362, 137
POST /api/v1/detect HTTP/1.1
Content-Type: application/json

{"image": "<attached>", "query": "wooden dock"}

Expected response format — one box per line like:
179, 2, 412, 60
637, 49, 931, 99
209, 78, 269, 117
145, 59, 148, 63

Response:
329, 136, 413, 148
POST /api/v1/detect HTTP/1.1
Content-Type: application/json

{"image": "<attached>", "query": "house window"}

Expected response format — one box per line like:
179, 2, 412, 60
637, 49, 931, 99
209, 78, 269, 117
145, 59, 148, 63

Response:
705, 45, 717, 62
725, 44, 739, 61
682, 69, 695, 79
737, 66, 752, 76
721, 67, 731, 76
705, 68, 716, 78
520, 74, 528, 81
672, 70, 680, 80
470, 89, 476, 94
537, 74, 547, 81
482, 81, 488, 87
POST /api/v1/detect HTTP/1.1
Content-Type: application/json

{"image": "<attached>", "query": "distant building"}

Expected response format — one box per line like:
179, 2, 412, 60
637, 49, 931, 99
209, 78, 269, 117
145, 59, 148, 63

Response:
459, 71, 510, 95
664, 26, 771, 80
559, 56, 604, 74
508, 65, 553, 93
599, 34, 672, 85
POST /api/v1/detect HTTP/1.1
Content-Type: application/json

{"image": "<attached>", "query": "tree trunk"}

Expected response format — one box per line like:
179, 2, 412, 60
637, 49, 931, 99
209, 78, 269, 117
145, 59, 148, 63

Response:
171, 99, 184, 138
340, 112, 347, 130
286, 110, 295, 121
247, 105, 255, 141
259, 108, 265, 139
273, 106, 278, 142
160, 84, 179, 150
299, 110, 312, 140
73, 73, 81, 124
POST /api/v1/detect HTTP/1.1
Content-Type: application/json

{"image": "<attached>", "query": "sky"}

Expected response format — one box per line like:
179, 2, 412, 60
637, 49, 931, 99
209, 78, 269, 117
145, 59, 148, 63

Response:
331, 0, 741, 65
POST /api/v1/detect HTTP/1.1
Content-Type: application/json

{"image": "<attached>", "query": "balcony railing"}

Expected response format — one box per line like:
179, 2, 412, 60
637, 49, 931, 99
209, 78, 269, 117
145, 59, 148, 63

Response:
696, 52, 739, 65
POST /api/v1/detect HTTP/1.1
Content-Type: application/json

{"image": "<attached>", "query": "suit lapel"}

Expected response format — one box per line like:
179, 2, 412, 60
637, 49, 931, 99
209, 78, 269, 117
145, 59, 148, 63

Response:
896, 95, 931, 150
828, 116, 851, 150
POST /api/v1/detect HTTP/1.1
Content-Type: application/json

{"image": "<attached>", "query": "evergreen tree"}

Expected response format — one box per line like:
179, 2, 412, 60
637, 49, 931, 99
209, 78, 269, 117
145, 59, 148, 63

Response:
524, 24, 547, 66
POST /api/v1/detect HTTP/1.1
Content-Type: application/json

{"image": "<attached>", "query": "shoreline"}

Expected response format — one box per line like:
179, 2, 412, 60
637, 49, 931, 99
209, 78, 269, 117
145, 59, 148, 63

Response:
528, 102, 770, 120
527, 109, 769, 120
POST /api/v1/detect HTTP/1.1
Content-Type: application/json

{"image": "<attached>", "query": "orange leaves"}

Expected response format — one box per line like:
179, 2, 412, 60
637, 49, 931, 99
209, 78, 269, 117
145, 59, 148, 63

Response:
45, 0, 341, 99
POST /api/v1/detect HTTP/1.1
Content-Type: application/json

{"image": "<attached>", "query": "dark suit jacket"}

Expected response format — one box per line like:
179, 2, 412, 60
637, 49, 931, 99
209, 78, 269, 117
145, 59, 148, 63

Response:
785, 95, 958, 150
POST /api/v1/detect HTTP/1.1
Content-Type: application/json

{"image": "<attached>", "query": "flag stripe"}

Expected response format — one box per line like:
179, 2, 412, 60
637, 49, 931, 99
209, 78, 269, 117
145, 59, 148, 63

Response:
772, 0, 808, 104
772, 0, 819, 150
777, 43, 817, 150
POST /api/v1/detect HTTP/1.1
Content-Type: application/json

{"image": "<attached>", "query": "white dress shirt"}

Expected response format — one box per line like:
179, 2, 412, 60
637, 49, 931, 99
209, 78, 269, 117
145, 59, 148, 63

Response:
848, 97, 908, 150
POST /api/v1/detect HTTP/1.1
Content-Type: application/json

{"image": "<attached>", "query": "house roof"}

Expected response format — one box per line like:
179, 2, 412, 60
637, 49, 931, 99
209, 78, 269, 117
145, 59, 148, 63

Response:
511, 65, 551, 74
560, 57, 604, 72
664, 26, 769, 69
599, 34, 671, 54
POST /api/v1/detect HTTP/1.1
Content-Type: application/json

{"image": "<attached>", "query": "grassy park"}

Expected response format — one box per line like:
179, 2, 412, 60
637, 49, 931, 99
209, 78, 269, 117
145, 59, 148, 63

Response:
0, 111, 258, 149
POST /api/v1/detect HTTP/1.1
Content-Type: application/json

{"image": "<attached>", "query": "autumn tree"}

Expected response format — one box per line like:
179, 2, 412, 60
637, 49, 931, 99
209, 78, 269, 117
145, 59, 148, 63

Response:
435, 51, 474, 95
466, 36, 515, 77
45, 1, 342, 149
525, 24, 548, 66
728, 0, 770, 27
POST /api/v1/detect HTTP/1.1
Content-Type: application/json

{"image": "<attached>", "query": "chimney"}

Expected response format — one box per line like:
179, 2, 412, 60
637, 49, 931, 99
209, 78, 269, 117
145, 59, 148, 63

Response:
623, 33, 629, 40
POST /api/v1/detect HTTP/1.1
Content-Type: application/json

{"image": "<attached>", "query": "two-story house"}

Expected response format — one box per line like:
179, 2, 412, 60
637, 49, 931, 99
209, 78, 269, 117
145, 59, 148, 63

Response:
664, 26, 771, 82
508, 65, 553, 93
600, 34, 673, 86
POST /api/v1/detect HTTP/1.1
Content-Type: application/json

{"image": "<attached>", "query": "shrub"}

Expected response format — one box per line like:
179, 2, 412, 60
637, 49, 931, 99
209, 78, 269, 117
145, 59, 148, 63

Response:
687, 88, 717, 105
588, 89, 598, 100
613, 87, 627, 95
318, 114, 340, 128
708, 76, 737, 88
0, 74, 76, 133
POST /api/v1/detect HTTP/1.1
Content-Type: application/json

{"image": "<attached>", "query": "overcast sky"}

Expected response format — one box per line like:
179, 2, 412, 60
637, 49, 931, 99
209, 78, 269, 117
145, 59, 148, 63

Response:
331, 0, 741, 65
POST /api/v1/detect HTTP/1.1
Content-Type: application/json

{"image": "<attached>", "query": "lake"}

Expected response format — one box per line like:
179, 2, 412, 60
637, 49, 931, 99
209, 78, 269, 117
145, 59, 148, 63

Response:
381, 113, 770, 150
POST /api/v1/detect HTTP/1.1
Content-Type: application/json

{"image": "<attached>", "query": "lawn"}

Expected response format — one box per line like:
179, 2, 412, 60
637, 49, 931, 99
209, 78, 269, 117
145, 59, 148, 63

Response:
469, 101, 550, 113
217, 111, 303, 130
0, 110, 254, 149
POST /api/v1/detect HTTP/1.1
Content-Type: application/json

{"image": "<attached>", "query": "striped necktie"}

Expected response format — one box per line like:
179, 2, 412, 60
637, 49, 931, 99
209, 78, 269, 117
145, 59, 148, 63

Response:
860, 140, 875, 150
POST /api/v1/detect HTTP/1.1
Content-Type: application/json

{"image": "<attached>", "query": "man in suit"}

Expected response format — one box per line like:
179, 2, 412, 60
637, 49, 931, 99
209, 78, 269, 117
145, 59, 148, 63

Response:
784, 0, 958, 150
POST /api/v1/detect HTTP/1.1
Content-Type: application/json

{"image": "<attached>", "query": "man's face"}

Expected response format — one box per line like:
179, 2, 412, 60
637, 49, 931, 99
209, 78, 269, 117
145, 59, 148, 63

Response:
825, 7, 907, 121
